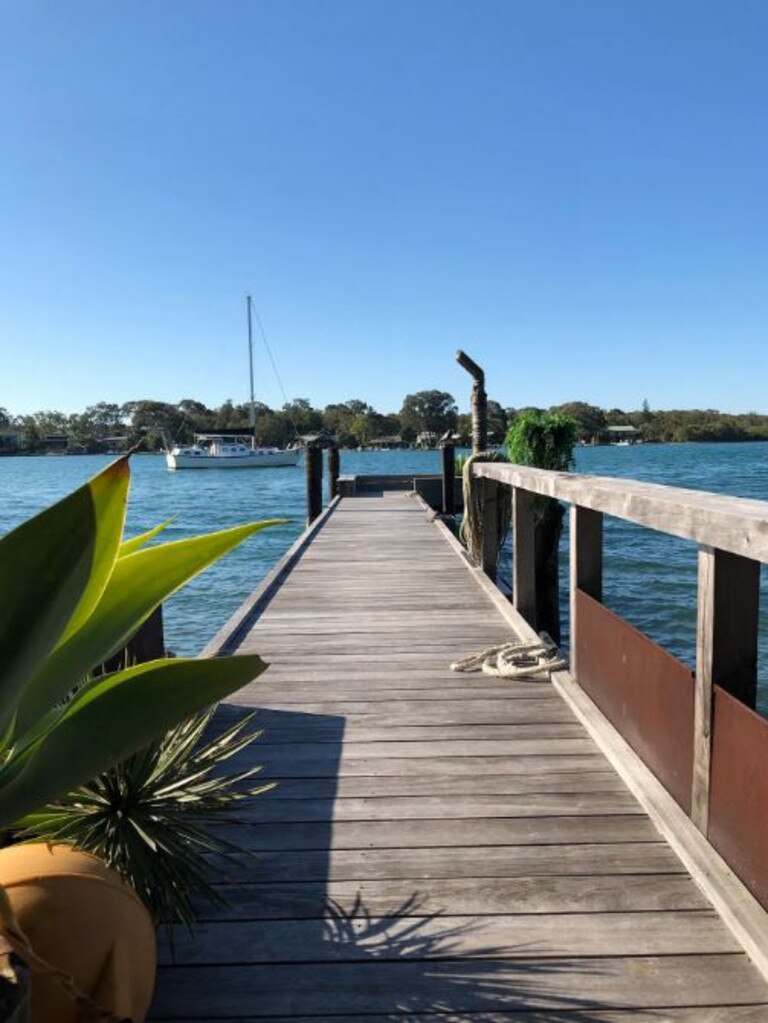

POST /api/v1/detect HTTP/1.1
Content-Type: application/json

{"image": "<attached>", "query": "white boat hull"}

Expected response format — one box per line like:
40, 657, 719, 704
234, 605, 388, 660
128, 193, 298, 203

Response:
166, 450, 300, 470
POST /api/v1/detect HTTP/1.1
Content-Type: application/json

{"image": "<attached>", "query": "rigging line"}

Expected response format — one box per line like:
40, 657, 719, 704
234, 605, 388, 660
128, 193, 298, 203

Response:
249, 297, 301, 439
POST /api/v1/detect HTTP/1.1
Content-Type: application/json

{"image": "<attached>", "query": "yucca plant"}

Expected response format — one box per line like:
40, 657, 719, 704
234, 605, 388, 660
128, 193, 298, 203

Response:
0, 455, 284, 830
20, 708, 271, 934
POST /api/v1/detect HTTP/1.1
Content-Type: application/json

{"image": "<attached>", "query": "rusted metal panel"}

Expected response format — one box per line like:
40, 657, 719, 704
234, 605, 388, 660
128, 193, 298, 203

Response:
709, 686, 768, 911
574, 589, 694, 813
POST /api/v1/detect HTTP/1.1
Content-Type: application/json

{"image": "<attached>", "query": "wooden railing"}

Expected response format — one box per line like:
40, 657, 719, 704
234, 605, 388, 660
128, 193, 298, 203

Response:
472, 461, 768, 913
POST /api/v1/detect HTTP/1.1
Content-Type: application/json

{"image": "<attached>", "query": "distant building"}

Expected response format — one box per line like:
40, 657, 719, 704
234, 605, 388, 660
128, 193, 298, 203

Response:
0, 430, 21, 454
368, 436, 407, 450
415, 431, 440, 449
104, 435, 130, 453
42, 433, 69, 453
603, 425, 643, 445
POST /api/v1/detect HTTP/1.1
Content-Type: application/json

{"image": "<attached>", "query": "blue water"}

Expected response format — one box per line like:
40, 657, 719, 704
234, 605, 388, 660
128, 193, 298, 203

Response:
2, 443, 767, 706
0, 449, 445, 658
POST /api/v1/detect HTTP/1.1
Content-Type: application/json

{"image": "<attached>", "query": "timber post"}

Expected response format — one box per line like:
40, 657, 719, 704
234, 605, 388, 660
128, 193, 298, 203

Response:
512, 486, 537, 628
480, 478, 500, 581
691, 545, 760, 832
305, 442, 323, 526
439, 431, 455, 516
569, 505, 603, 678
327, 444, 340, 501
103, 605, 165, 672
455, 349, 487, 454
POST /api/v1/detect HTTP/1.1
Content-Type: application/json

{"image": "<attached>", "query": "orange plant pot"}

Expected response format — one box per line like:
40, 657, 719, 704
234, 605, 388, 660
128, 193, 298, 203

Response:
0, 843, 156, 1023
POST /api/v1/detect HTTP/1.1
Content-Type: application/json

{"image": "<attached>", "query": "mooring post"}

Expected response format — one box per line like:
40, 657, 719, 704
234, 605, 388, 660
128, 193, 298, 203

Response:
327, 444, 340, 501
305, 442, 323, 526
439, 431, 455, 516
456, 349, 487, 455
103, 605, 165, 672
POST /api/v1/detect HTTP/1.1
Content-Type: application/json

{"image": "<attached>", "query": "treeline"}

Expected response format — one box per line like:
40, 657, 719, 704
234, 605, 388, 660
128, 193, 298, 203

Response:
2, 395, 768, 454
0, 391, 502, 453
550, 402, 768, 444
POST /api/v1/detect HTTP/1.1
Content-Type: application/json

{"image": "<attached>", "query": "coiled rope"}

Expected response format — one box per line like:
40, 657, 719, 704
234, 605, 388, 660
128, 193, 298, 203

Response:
451, 632, 567, 681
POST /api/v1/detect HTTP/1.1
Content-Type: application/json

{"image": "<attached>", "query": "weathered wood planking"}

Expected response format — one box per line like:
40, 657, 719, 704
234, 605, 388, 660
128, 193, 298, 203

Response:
201, 873, 710, 920
150, 492, 768, 1020
160, 1012, 768, 1023
154, 956, 768, 1017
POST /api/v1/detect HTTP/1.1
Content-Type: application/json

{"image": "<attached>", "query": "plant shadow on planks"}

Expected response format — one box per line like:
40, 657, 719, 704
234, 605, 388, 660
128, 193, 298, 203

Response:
153, 705, 658, 1022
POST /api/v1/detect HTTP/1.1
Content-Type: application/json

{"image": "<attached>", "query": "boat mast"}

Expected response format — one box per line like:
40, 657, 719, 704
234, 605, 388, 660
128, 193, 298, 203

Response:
246, 294, 256, 442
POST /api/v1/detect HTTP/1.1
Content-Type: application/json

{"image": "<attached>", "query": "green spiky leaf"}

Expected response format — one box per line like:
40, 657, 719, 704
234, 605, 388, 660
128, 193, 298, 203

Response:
15, 519, 286, 735
0, 655, 267, 829
0, 458, 129, 730
119, 517, 176, 557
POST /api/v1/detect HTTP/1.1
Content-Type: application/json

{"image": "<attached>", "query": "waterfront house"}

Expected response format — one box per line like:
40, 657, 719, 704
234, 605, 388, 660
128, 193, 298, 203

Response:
603, 424, 643, 445
368, 435, 407, 450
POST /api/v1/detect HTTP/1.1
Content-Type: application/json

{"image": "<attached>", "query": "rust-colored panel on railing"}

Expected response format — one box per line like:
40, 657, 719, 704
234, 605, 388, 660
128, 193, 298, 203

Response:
709, 686, 768, 911
574, 589, 694, 812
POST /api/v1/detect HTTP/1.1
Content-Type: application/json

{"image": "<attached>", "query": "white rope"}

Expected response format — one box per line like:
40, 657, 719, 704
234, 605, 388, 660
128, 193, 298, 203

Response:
450, 632, 567, 681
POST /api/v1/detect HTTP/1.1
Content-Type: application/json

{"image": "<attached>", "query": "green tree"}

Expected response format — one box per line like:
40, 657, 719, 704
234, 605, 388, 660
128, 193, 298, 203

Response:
122, 401, 195, 450
550, 402, 606, 442
282, 398, 322, 436
400, 390, 457, 439
486, 399, 508, 443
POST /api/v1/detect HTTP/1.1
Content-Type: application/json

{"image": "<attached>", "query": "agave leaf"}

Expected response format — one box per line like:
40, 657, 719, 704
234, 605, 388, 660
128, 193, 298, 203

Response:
15, 519, 286, 735
0, 458, 129, 729
119, 517, 176, 558
0, 654, 267, 829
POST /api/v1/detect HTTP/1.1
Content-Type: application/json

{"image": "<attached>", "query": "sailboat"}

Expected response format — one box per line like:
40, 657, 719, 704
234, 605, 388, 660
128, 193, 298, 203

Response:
165, 296, 301, 470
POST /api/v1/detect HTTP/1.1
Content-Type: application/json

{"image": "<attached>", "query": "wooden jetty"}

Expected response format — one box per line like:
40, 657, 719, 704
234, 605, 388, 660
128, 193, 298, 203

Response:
150, 463, 768, 1021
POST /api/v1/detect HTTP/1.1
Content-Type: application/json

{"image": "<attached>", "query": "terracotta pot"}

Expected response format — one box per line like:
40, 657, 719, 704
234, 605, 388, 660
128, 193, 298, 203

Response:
0, 844, 156, 1023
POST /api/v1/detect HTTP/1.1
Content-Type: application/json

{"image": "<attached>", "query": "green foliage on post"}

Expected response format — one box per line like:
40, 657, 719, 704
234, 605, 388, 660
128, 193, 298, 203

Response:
505, 410, 577, 472
504, 410, 578, 644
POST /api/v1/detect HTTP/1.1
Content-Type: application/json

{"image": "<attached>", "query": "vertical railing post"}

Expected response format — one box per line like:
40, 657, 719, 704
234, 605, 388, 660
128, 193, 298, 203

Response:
569, 505, 603, 678
327, 444, 340, 501
512, 487, 537, 628
480, 478, 500, 580
440, 439, 455, 516
305, 443, 323, 526
692, 545, 760, 832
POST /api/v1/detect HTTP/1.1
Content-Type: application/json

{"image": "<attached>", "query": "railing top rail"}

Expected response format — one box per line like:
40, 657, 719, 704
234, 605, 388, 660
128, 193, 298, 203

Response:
473, 461, 768, 562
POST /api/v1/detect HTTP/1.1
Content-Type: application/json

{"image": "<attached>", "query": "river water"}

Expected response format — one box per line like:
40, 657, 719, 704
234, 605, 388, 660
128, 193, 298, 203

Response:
2, 443, 767, 708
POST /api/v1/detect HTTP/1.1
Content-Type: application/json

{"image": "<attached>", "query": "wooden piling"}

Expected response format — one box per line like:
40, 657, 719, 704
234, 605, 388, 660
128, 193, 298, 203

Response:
305, 443, 323, 526
328, 445, 340, 501
103, 605, 164, 672
440, 440, 455, 516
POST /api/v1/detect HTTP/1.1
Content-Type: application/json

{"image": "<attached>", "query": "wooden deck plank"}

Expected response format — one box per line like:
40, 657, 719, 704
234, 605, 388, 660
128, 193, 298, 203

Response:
214, 815, 657, 851
149, 492, 768, 1019
160, 1012, 768, 1023
152, 955, 768, 1016
159, 910, 735, 965
257, 770, 628, 798
214, 843, 686, 883
249, 792, 643, 822
201, 873, 711, 920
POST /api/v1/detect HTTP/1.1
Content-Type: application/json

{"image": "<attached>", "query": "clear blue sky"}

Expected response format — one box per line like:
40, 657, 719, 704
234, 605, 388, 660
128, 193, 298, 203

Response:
2, 0, 767, 416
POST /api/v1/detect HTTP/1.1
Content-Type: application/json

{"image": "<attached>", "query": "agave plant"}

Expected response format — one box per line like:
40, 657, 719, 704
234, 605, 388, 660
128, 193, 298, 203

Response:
0, 456, 284, 831
20, 708, 270, 932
